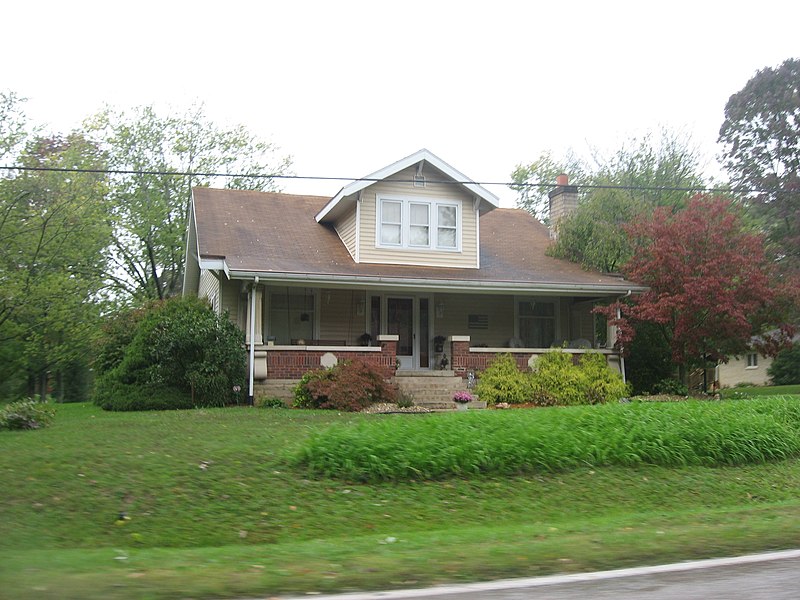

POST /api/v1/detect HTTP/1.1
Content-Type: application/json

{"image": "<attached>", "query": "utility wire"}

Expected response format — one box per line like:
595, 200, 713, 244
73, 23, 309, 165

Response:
0, 163, 772, 195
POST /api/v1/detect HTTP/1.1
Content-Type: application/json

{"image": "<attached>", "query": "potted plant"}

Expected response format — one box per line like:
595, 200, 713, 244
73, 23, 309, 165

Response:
453, 390, 473, 411
358, 332, 373, 347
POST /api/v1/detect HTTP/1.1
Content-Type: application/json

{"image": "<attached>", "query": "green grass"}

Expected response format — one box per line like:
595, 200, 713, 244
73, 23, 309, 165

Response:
3, 401, 800, 599
721, 384, 800, 398
296, 398, 800, 481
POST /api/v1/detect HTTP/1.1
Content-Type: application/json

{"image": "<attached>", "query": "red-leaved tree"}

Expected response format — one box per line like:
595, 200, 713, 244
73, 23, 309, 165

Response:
600, 195, 796, 384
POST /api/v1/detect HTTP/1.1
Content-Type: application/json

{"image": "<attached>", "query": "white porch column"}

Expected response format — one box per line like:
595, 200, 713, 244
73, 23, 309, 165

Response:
245, 286, 263, 345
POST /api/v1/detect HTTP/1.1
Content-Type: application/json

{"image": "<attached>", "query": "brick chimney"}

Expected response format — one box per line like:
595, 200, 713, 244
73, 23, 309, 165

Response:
548, 173, 578, 239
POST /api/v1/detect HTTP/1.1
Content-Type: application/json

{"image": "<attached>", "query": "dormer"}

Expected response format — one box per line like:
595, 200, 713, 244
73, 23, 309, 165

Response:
315, 149, 499, 268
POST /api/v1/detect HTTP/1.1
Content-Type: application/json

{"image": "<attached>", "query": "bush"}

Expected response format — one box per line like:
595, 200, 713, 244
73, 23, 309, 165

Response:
255, 396, 287, 408
0, 399, 55, 430
296, 359, 398, 412
769, 344, 800, 385
653, 378, 689, 396
474, 353, 532, 404
476, 351, 628, 406
94, 297, 246, 411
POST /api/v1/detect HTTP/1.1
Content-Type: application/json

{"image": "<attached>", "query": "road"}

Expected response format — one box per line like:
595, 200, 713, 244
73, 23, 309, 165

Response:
273, 549, 800, 600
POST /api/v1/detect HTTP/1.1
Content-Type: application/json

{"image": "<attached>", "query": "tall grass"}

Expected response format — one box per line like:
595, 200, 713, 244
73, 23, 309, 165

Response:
295, 398, 800, 481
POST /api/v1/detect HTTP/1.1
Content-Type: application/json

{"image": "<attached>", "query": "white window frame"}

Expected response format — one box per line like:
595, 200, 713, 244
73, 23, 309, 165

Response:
746, 353, 759, 369
376, 195, 461, 252
513, 297, 559, 348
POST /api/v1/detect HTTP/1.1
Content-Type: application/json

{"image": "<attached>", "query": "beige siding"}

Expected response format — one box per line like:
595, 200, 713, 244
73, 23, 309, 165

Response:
358, 165, 479, 268
220, 279, 243, 326
319, 288, 368, 345
198, 269, 221, 313
434, 294, 514, 347
717, 355, 773, 387
334, 206, 358, 260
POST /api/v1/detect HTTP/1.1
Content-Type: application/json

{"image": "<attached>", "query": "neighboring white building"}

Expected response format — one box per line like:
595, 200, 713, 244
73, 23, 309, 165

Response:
716, 352, 773, 388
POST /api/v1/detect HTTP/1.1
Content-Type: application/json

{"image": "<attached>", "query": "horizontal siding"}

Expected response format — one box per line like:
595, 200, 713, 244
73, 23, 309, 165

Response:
198, 269, 221, 313
334, 206, 357, 260
319, 288, 368, 345
220, 279, 243, 326
359, 165, 478, 268
718, 356, 773, 387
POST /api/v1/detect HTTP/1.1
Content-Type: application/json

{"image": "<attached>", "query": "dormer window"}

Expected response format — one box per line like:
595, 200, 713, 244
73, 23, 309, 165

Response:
377, 195, 460, 251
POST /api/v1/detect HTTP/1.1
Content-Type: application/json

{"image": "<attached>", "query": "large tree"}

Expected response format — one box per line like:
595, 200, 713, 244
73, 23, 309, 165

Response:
512, 129, 707, 273
0, 133, 112, 400
601, 195, 793, 385
82, 104, 293, 302
719, 58, 800, 277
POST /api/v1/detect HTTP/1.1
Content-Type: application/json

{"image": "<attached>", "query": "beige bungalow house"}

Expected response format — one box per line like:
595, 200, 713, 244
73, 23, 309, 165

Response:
182, 149, 644, 405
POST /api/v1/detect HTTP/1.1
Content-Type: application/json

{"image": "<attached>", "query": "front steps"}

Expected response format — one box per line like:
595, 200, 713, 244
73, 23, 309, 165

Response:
394, 370, 485, 410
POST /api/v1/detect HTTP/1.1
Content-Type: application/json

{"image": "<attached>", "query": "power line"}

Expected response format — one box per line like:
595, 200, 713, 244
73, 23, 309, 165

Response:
0, 163, 770, 195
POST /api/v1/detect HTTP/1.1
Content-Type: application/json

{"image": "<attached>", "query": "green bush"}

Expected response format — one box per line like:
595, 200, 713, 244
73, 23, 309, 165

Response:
296, 359, 397, 412
653, 378, 689, 396
475, 351, 628, 406
0, 399, 55, 430
255, 396, 287, 408
474, 353, 532, 404
769, 344, 800, 385
295, 397, 800, 481
93, 297, 246, 411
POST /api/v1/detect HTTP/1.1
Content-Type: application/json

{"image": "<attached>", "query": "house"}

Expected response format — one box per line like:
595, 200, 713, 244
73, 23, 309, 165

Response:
182, 149, 645, 404
715, 333, 799, 388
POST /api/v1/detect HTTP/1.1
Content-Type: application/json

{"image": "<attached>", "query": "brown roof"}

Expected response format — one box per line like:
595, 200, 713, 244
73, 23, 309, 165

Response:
192, 187, 638, 292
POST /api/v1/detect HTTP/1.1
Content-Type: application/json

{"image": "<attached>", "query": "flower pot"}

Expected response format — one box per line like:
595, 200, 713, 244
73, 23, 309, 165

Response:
456, 402, 469, 411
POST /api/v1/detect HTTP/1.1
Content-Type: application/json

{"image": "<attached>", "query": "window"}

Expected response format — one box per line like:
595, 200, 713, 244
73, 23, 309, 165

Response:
746, 353, 758, 368
518, 300, 556, 348
268, 289, 315, 344
377, 196, 460, 250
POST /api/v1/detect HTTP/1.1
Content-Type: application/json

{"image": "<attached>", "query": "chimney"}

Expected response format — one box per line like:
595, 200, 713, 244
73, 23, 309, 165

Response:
548, 173, 578, 239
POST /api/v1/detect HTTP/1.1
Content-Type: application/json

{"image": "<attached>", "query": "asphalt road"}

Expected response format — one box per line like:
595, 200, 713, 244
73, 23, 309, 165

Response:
273, 549, 800, 600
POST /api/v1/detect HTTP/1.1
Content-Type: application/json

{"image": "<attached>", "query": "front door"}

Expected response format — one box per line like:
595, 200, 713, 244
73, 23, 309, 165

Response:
387, 297, 414, 370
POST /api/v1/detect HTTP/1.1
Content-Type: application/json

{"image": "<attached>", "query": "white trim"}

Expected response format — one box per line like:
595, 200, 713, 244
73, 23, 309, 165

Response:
474, 199, 480, 268
376, 194, 462, 252
315, 149, 499, 222
355, 193, 362, 263
264, 345, 382, 352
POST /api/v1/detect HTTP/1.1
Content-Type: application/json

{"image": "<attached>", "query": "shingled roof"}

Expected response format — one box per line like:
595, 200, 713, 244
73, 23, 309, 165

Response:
190, 187, 641, 294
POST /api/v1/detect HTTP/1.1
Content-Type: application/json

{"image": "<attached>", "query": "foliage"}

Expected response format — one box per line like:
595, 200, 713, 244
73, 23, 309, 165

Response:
93, 297, 246, 410
296, 397, 800, 482
719, 58, 800, 278
510, 150, 589, 220
476, 351, 627, 406
0, 123, 113, 401
474, 353, 532, 404
292, 370, 327, 408
599, 195, 791, 383
652, 378, 689, 397
769, 344, 800, 385
297, 359, 398, 411
81, 104, 293, 302
0, 399, 55, 430
624, 321, 674, 394
255, 396, 287, 409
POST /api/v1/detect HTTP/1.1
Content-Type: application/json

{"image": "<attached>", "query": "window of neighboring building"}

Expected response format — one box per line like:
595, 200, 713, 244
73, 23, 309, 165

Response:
746, 353, 758, 368
377, 196, 460, 251
518, 300, 556, 348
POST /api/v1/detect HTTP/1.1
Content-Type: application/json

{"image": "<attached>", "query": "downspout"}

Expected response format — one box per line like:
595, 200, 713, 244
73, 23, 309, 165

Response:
248, 276, 259, 406
617, 290, 632, 385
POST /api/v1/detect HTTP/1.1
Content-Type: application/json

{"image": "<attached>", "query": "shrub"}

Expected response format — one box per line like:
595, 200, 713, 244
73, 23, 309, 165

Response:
94, 297, 246, 411
769, 344, 800, 385
293, 370, 328, 408
298, 359, 398, 411
578, 352, 630, 404
653, 378, 689, 396
474, 353, 531, 404
0, 399, 55, 430
256, 396, 287, 408
529, 350, 586, 406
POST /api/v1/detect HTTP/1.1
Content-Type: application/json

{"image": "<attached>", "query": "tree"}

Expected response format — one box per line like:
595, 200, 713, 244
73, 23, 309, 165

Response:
82, 104, 293, 302
600, 195, 792, 384
718, 58, 800, 277
768, 343, 800, 385
510, 150, 589, 221
0, 133, 112, 400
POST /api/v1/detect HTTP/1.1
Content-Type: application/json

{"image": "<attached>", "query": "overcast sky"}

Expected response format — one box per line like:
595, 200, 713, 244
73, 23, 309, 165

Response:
3, 0, 799, 206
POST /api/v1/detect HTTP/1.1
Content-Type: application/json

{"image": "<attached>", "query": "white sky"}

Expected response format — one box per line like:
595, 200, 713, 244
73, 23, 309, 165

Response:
3, 0, 799, 206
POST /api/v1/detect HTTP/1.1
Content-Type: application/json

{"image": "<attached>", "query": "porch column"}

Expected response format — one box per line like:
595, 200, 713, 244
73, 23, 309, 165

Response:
377, 334, 399, 375
245, 286, 263, 345
449, 335, 471, 377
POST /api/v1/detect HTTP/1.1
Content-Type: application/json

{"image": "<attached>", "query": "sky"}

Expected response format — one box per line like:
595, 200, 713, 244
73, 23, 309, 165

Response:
3, 0, 799, 206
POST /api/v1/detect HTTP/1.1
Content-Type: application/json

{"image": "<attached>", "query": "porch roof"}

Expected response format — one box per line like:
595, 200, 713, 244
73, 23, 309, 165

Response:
191, 187, 644, 295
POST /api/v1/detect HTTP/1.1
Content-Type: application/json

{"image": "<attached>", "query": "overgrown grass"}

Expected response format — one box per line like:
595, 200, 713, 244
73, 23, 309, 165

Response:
4, 401, 800, 599
721, 384, 800, 398
296, 398, 800, 481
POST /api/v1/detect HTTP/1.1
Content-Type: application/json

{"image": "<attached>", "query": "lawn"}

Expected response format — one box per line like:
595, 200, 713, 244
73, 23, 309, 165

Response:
2, 401, 800, 599
721, 384, 800, 398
